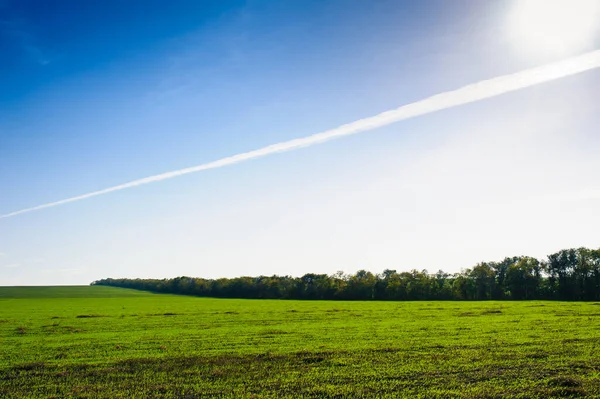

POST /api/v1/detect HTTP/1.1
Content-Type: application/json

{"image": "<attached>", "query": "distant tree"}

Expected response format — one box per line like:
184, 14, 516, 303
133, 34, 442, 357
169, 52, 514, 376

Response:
505, 257, 541, 300
452, 272, 475, 300
546, 249, 577, 300
91, 247, 600, 301
346, 270, 377, 300
470, 263, 495, 300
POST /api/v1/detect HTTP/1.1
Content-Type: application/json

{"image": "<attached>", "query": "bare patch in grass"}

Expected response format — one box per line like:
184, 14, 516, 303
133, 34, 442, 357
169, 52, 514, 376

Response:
63, 326, 85, 333
14, 362, 46, 371
294, 351, 329, 364
481, 309, 503, 315
458, 312, 476, 317
301, 355, 325, 364
259, 329, 290, 336
525, 352, 548, 359
547, 376, 583, 388
147, 312, 180, 317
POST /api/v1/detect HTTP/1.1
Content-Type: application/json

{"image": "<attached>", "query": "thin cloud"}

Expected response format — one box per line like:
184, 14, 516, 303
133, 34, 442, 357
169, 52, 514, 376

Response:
2, 264, 19, 268
1, 16, 55, 65
23, 44, 53, 65
2, 50, 600, 219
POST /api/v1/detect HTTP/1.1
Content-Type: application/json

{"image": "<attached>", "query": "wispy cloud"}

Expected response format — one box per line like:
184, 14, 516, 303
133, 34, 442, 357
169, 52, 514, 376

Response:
23, 45, 53, 65
2, 263, 19, 268
0, 252, 6, 257
1, 50, 600, 219
0, 16, 55, 65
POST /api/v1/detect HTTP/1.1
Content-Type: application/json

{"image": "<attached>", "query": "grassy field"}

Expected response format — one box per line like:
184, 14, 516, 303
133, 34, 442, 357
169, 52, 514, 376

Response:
1, 286, 600, 398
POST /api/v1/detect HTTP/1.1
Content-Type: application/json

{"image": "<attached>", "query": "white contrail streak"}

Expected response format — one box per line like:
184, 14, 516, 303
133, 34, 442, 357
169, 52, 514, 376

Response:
2, 50, 600, 219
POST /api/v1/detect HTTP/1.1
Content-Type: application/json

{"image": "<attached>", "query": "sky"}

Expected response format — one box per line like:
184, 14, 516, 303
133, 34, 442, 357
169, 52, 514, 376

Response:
1, 0, 599, 285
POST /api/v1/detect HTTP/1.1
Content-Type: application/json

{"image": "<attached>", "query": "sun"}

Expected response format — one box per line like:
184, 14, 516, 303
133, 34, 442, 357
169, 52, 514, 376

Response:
509, 0, 600, 55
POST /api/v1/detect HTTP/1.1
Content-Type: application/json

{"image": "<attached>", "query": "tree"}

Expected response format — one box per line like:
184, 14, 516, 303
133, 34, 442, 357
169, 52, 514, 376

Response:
470, 263, 495, 300
546, 249, 577, 300
505, 257, 541, 299
346, 270, 377, 300
90, 247, 600, 301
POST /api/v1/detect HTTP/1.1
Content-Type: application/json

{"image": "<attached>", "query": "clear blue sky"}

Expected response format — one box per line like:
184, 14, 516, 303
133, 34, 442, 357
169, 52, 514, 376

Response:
1, 0, 599, 285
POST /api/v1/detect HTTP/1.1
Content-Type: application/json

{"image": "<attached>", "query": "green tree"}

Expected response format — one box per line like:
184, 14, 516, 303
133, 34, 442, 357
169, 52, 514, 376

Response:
470, 263, 495, 300
505, 257, 541, 299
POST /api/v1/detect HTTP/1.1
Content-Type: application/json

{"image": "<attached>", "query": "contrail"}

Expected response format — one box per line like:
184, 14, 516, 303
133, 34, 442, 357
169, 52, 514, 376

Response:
2, 50, 600, 219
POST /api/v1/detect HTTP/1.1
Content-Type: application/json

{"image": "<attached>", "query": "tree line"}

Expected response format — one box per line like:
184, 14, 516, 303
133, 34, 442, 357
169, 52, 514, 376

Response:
91, 247, 600, 301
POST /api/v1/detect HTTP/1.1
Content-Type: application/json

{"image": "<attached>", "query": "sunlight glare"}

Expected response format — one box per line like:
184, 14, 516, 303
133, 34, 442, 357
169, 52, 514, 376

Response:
510, 0, 600, 55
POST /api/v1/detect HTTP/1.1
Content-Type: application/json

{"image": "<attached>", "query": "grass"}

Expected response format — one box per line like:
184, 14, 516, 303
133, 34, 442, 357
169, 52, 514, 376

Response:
1, 286, 600, 398
0, 285, 150, 298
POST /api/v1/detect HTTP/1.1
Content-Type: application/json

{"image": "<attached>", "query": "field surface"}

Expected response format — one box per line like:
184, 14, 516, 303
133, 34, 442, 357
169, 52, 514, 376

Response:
1, 286, 600, 398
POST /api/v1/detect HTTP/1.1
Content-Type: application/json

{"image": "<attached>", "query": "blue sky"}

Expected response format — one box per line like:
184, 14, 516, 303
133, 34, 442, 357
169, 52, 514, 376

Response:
1, 0, 599, 285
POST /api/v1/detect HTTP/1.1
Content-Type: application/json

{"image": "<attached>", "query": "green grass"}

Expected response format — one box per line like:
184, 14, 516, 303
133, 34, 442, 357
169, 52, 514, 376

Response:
0, 285, 150, 298
1, 286, 600, 398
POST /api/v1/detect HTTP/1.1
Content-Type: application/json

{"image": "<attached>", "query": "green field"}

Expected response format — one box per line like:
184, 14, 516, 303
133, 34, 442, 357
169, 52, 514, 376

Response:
1, 286, 600, 398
